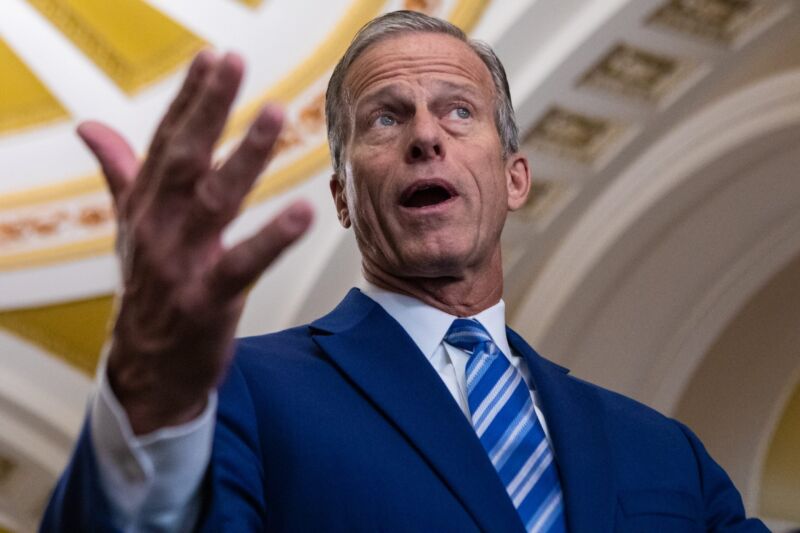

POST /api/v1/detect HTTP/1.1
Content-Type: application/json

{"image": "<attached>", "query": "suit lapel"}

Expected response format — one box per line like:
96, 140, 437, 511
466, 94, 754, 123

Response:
310, 290, 525, 533
507, 328, 617, 533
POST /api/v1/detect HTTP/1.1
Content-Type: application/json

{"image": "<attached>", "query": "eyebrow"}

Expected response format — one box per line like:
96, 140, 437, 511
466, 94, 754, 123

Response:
356, 85, 410, 109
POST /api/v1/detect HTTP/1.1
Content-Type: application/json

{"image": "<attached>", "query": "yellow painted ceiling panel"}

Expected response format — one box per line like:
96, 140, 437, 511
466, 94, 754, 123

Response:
0, 295, 113, 375
0, 38, 68, 134
760, 379, 800, 522
25, 0, 205, 94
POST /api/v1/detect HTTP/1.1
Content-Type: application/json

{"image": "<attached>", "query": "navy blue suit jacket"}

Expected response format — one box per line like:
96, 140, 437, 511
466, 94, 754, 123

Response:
42, 289, 767, 531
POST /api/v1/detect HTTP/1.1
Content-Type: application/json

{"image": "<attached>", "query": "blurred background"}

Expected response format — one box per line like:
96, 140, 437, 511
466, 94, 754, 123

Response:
0, 0, 798, 530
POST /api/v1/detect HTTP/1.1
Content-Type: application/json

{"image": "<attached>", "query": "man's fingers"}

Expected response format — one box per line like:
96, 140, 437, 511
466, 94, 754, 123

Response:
146, 50, 214, 161
77, 121, 138, 204
154, 53, 244, 195
193, 105, 284, 225
210, 200, 314, 301
177, 52, 244, 154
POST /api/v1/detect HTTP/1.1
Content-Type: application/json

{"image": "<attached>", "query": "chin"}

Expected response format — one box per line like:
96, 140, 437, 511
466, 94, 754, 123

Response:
394, 246, 471, 278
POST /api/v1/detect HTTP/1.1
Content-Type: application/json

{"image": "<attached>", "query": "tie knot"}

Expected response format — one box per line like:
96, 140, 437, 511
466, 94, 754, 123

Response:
444, 318, 496, 355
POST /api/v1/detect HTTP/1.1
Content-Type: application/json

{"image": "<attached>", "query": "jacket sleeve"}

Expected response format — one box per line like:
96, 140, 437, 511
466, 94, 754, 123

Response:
195, 360, 268, 531
675, 421, 770, 533
40, 361, 264, 532
39, 421, 121, 532
39, 375, 214, 532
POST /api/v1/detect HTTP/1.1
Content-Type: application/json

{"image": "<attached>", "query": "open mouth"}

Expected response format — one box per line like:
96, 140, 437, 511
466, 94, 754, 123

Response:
400, 180, 457, 208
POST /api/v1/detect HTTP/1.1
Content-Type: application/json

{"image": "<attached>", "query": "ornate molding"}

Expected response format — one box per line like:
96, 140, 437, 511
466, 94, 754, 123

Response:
581, 42, 693, 102
524, 106, 625, 164
0, 38, 69, 135
648, 0, 773, 43
25, 0, 205, 94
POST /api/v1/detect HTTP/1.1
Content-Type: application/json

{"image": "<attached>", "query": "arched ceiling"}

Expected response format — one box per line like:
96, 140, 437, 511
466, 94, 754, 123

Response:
675, 249, 800, 524
2, 0, 800, 530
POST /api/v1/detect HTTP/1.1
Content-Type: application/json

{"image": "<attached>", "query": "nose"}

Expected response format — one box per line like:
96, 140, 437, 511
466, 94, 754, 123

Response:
406, 110, 445, 163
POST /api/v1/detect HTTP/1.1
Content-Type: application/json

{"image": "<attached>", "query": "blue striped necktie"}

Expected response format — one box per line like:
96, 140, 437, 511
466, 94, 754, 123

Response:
445, 318, 566, 532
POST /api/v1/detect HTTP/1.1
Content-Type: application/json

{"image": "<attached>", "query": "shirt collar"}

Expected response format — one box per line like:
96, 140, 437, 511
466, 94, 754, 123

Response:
361, 282, 512, 361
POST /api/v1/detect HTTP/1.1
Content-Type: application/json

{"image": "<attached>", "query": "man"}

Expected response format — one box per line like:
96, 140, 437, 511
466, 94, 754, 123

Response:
41, 11, 767, 532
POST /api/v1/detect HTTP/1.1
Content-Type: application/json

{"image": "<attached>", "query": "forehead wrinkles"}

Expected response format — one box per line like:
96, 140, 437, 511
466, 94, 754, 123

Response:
344, 34, 495, 104
347, 55, 492, 103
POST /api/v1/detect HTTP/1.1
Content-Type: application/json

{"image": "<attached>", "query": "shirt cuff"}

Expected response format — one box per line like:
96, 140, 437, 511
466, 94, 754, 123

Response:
90, 369, 216, 528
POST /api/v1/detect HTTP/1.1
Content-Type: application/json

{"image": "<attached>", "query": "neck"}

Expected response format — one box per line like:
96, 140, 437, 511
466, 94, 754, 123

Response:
362, 252, 504, 317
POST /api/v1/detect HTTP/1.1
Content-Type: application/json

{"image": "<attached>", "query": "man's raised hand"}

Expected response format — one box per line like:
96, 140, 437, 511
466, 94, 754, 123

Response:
78, 51, 313, 434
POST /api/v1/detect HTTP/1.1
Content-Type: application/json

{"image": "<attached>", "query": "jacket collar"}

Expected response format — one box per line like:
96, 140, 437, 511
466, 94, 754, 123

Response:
311, 289, 525, 533
310, 289, 616, 533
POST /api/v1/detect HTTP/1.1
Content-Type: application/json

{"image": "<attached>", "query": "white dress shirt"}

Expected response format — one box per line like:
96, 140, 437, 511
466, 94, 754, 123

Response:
361, 284, 552, 443
91, 286, 552, 531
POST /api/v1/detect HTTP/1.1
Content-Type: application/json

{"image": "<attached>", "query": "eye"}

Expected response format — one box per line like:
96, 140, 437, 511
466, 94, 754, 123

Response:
450, 107, 471, 120
373, 113, 397, 127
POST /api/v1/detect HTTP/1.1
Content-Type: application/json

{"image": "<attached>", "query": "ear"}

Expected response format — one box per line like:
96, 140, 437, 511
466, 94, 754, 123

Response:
505, 153, 531, 211
329, 174, 351, 228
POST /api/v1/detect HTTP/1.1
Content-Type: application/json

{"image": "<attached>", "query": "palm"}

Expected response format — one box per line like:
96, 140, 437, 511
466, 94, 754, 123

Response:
79, 52, 313, 434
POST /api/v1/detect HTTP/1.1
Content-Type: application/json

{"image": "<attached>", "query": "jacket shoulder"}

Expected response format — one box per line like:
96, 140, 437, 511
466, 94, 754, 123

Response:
235, 325, 317, 360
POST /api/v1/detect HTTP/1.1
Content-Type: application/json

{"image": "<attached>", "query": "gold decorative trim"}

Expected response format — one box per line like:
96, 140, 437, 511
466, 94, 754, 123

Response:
0, 235, 112, 271
235, 0, 265, 7
760, 380, 800, 522
403, 0, 442, 15
0, 38, 69, 135
0, 203, 113, 250
0, 175, 103, 210
221, 0, 386, 138
448, 0, 489, 31
0, 295, 113, 375
0, 145, 330, 271
25, 0, 205, 94
248, 143, 331, 205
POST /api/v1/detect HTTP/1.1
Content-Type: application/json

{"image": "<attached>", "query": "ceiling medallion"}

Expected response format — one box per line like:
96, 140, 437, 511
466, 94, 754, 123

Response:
581, 43, 690, 102
525, 107, 623, 164
648, 0, 769, 43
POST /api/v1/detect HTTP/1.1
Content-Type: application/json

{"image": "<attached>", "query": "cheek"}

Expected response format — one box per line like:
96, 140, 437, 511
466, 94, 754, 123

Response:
469, 152, 508, 208
347, 167, 395, 243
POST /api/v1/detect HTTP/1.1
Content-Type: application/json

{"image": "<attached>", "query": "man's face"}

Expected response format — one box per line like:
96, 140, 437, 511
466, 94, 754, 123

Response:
331, 32, 530, 282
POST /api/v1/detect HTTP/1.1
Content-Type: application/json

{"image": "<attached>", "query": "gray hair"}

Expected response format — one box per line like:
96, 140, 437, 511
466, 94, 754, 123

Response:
325, 10, 519, 176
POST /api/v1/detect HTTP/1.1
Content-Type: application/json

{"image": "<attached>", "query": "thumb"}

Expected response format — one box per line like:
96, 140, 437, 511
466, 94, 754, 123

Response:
77, 121, 138, 205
